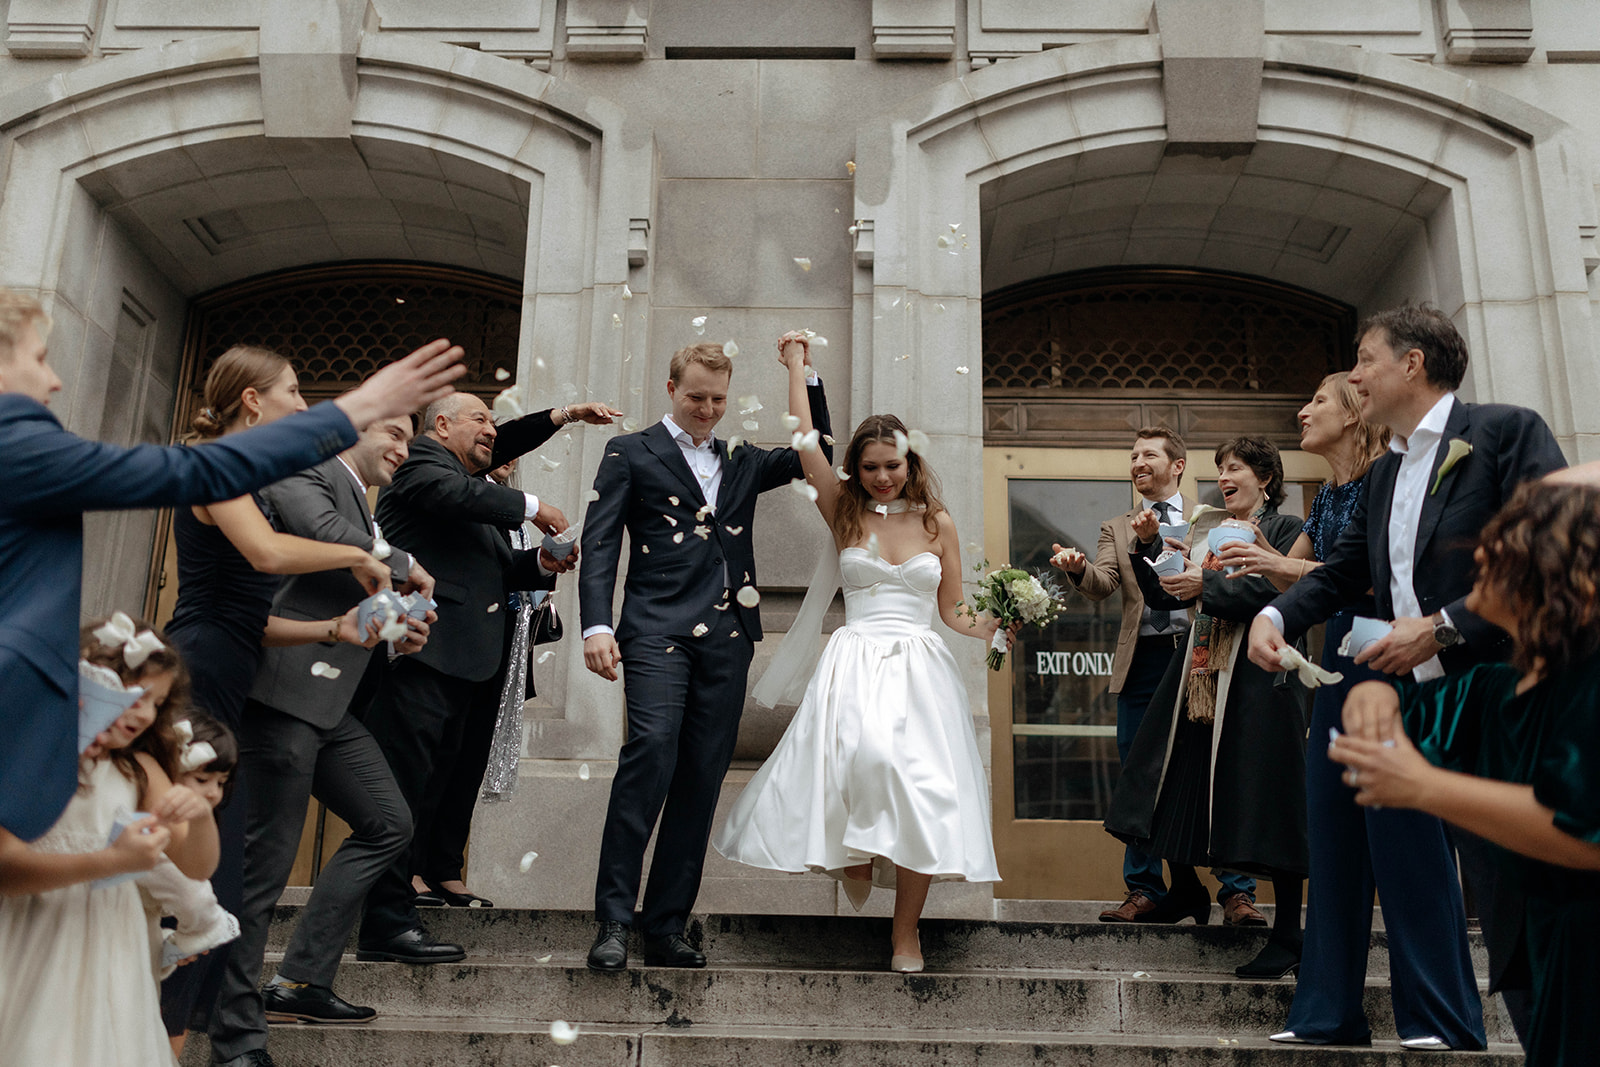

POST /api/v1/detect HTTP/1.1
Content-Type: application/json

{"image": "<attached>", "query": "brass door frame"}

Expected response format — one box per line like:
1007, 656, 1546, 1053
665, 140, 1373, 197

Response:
984, 445, 1330, 900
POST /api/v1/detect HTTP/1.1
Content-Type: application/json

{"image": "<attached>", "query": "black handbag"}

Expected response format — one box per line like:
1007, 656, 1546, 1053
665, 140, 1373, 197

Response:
532, 597, 563, 645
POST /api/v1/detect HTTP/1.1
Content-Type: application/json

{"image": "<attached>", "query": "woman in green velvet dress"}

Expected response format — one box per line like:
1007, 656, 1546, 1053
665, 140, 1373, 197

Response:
1330, 471, 1600, 1065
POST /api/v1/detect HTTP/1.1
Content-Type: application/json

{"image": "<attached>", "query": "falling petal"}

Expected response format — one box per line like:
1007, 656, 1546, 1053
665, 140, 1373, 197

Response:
696, 504, 713, 520
668, 496, 681, 506
494, 367, 511, 381
1132, 970, 1149, 978
738, 395, 763, 414
585, 489, 601, 502
790, 478, 819, 502
955, 366, 970, 375
723, 340, 740, 359
664, 514, 678, 526
811, 336, 828, 348
893, 429, 909, 458
736, 586, 761, 608
520, 851, 538, 872
907, 429, 931, 454
895, 354, 910, 362
847, 225, 858, 236
493, 385, 526, 420
727, 525, 744, 535
378, 616, 409, 643
622, 416, 641, 432
794, 429, 821, 452
536, 953, 553, 962
641, 546, 650, 554
783, 414, 800, 431
310, 661, 341, 679
535, 356, 547, 371
612, 313, 622, 328
936, 234, 953, 249
693, 525, 711, 540
822, 434, 835, 446
673, 532, 685, 543
729, 630, 739, 637
846, 160, 856, 175
836, 466, 850, 480
487, 602, 500, 613
692, 315, 707, 334
579, 763, 591, 780
934, 302, 946, 313
742, 419, 760, 431
714, 601, 730, 611
794, 257, 812, 271
621, 284, 633, 299
551, 1021, 579, 1045
665, 646, 675, 654
865, 532, 880, 560
539, 455, 561, 472
949, 222, 960, 232
693, 623, 709, 637
537, 650, 556, 664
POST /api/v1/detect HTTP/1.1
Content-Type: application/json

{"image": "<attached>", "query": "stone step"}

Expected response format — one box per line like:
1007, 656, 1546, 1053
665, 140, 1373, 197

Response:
181, 1018, 1524, 1067
266, 904, 1490, 979
253, 955, 1516, 1045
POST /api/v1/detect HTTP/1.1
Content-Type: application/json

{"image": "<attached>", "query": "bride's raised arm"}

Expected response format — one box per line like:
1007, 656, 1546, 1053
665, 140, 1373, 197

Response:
781, 332, 841, 526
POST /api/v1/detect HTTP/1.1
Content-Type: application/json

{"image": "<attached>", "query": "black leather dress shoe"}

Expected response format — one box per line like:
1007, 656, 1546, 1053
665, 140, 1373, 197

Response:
642, 932, 706, 968
587, 920, 629, 971
262, 976, 377, 1024
355, 926, 466, 964
211, 1049, 276, 1066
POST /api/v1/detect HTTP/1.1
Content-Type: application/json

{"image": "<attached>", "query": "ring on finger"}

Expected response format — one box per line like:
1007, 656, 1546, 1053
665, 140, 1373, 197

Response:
1346, 768, 1360, 787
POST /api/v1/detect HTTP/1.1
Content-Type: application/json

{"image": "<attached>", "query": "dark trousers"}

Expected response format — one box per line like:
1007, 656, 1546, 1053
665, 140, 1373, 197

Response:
209, 699, 411, 1061
1456, 829, 1534, 1046
1286, 617, 1486, 1048
594, 621, 753, 938
360, 656, 498, 942
412, 670, 503, 885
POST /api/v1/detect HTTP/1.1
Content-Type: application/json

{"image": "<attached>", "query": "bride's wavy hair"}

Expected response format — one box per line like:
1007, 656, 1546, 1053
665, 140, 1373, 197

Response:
834, 414, 945, 547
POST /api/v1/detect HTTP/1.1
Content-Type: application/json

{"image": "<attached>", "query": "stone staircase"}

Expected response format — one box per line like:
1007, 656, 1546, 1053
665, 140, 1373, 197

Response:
180, 905, 1525, 1066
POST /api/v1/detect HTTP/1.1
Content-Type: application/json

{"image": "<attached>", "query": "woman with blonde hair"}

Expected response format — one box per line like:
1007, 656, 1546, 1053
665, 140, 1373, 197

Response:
1223, 372, 1485, 1050
159, 344, 428, 1049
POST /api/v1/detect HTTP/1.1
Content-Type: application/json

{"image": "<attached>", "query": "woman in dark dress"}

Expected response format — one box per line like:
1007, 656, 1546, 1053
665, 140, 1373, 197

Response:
160, 345, 401, 1048
1331, 473, 1600, 1066
1223, 374, 1485, 1049
1106, 435, 1310, 979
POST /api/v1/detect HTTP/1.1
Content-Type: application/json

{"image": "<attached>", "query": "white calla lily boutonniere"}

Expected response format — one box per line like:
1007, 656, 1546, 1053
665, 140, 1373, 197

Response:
1431, 439, 1473, 495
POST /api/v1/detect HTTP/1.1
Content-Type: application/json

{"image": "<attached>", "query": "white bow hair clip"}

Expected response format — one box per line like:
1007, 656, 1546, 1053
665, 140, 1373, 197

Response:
171, 720, 218, 773
92, 612, 167, 670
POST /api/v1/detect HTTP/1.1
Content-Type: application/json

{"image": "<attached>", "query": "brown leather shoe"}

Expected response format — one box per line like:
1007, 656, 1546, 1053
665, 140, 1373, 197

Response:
1222, 892, 1267, 927
1099, 891, 1157, 923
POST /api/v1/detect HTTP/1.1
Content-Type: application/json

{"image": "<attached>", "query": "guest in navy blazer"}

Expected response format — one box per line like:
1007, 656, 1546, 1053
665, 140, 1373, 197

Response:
1249, 304, 1567, 1048
0, 289, 463, 843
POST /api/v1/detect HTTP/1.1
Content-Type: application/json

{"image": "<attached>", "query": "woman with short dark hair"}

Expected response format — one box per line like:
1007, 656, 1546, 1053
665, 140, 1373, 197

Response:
1107, 435, 1312, 979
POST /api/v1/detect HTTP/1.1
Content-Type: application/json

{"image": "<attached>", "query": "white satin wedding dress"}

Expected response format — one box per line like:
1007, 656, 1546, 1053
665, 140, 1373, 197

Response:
714, 547, 1000, 888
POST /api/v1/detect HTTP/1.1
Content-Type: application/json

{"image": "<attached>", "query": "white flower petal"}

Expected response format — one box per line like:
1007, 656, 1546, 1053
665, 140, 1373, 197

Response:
729, 630, 739, 637
791, 429, 820, 452
793, 257, 812, 271
612, 313, 622, 328
579, 763, 591, 780
664, 514, 678, 526
492, 385, 526, 420
736, 586, 761, 608
551, 1020, 579, 1045
895, 353, 910, 362
692, 315, 707, 334
310, 661, 341, 679
494, 367, 510, 381
621, 284, 633, 299
487, 602, 500, 613
727, 525, 744, 535
665, 646, 674, 654
742, 419, 760, 431
641, 545, 650, 554
723, 340, 740, 358
693, 525, 711, 540
782, 414, 800, 431
537, 650, 556, 664
668, 496, 681, 506
586, 489, 601, 502
696, 504, 713, 520
538, 455, 560, 472
936, 234, 953, 249
822, 434, 835, 446
835, 467, 849, 480
673, 532, 685, 543
622, 416, 641, 432
693, 623, 709, 637
520, 851, 538, 872
811, 336, 828, 348
955, 366, 970, 375
790, 478, 819, 502
738, 394, 763, 414
536, 953, 553, 962
893, 429, 909, 458
906, 429, 931, 455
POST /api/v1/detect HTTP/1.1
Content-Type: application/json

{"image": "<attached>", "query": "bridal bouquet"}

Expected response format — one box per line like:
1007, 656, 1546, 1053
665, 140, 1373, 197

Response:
962, 566, 1066, 670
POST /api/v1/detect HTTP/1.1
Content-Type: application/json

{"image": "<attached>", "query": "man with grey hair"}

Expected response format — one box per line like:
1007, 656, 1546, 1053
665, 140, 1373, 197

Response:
356, 391, 618, 960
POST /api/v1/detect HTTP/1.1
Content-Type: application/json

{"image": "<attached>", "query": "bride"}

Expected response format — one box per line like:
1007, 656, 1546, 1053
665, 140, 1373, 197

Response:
713, 332, 1003, 974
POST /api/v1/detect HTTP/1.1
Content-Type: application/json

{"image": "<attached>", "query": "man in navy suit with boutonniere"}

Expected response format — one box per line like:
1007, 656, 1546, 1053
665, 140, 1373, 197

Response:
1249, 303, 1566, 1049
580, 338, 832, 971
0, 288, 463, 845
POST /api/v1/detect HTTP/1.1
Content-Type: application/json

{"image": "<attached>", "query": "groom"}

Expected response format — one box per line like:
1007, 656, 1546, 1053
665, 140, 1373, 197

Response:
580, 340, 832, 970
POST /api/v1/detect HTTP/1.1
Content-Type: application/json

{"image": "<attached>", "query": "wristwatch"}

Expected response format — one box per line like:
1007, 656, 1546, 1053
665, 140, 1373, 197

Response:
1431, 614, 1462, 648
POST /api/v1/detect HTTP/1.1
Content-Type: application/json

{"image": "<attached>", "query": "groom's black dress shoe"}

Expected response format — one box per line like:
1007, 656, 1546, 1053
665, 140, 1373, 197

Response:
642, 932, 706, 968
587, 921, 630, 971
355, 926, 465, 964
261, 977, 377, 1024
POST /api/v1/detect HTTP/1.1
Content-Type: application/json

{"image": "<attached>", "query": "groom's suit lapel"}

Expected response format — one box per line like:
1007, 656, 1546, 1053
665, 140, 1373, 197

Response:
1414, 397, 1471, 563
640, 422, 711, 507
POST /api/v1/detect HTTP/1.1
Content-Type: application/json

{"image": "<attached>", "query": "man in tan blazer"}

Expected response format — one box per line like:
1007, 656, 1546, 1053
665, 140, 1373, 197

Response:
1051, 427, 1260, 925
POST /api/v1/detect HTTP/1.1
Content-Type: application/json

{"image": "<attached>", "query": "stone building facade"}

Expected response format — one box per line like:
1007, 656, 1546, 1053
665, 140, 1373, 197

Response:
3, 0, 1596, 914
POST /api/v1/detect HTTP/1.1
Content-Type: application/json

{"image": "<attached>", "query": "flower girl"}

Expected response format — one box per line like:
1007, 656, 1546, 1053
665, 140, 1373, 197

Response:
0, 613, 217, 1065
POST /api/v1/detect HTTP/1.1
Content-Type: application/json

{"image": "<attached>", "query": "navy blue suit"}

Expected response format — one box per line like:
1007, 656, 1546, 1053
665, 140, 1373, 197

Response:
1270, 398, 1566, 1044
0, 394, 356, 841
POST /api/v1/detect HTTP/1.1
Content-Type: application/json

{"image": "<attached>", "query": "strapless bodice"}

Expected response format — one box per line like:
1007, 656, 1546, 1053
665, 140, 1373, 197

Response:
839, 548, 941, 637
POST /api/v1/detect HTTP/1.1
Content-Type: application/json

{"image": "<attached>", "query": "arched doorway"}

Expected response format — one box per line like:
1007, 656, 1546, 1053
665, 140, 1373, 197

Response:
980, 268, 1352, 899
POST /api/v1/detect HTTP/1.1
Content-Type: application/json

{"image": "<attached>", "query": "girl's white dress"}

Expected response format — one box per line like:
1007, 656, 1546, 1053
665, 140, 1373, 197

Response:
714, 548, 1001, 887
0, 758, 175, 1065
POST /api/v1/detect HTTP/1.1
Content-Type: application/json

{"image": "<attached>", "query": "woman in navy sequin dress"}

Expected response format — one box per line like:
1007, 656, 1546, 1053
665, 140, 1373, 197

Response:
1222, 373, 1485, 1049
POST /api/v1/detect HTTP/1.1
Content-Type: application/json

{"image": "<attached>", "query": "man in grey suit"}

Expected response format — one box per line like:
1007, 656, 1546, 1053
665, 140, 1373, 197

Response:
207, 415, 448, 1067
